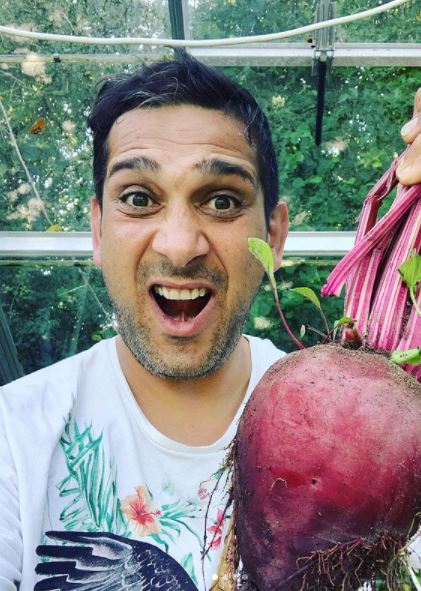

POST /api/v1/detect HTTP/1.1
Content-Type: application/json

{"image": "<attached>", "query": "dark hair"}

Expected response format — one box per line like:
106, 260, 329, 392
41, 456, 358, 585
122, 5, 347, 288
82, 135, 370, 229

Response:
87, 54, 279, 224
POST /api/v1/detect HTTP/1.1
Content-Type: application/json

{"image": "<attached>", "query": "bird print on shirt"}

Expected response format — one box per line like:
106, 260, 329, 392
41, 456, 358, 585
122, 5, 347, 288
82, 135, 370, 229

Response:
35, 530, 199, 591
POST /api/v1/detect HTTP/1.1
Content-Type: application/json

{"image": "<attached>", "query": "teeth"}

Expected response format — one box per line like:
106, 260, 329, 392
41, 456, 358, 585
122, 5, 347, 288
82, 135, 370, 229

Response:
154, 286, 208, 300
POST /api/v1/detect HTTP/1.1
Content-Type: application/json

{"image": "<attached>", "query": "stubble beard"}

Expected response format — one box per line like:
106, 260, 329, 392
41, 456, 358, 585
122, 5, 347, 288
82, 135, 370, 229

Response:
110, 293, 255, 380
105, 260, 260, 380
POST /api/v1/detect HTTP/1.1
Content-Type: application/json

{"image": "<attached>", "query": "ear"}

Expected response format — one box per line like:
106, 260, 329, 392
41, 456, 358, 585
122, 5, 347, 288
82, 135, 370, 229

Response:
91, 196, 102, 267
267, 201, 288, 271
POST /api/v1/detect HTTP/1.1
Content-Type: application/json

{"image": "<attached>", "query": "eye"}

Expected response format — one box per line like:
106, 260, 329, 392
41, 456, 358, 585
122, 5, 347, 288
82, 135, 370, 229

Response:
206, 194, 241, 213
121, 190, 155, 208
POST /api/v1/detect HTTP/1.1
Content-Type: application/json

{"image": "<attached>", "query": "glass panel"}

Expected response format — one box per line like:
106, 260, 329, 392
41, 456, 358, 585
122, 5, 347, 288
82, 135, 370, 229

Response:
0, 261, 114, 374
0, 62, 416, 232
222, 64, 415, 231
0, 61, 127, 232
189, 0, 420, 43
335, 0, 420, 43
0, 1, 170, 53
0, 257, 344, 376
190, 0, 316, 41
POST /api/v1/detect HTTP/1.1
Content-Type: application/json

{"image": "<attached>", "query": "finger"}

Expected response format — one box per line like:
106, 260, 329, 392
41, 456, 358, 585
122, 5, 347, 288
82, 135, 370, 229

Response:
396, 134, 421, 185
400, 88, 421, 144
413, 87, 421, 117
401, 113, 421, 144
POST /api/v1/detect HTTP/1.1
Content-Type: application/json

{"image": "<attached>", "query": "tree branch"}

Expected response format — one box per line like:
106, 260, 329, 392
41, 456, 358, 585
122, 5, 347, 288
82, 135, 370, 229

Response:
0, 96, 53, 226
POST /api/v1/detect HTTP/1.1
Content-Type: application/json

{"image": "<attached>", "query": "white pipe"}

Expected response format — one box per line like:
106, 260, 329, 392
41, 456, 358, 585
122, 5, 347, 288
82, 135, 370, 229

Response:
0, 0, 411, 48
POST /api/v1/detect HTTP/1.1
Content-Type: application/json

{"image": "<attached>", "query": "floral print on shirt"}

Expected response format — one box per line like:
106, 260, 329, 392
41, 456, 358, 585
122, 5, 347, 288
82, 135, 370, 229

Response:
50, 416, 230, 588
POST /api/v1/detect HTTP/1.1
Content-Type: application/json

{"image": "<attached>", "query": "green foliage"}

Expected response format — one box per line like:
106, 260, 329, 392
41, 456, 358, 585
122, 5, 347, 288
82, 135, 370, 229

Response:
0, 263, 114, 373
0, 0, 169, 231
222, 64, 418, 232
192, 0, 421, 43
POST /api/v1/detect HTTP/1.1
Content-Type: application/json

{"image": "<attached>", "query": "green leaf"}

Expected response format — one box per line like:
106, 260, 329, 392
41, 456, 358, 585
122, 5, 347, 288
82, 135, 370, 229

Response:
248, 237, 276, 289
398, 251, 421, 291
390, 348, 421, 366
300, 324, 306, 338
333, 316, 356, 329
308, 175, 323, 185
398, 251, 421, 317
290, 287, 321, 310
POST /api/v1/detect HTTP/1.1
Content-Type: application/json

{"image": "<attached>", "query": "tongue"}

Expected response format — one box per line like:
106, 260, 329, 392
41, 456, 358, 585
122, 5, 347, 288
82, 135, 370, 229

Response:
157, 296, 207, 321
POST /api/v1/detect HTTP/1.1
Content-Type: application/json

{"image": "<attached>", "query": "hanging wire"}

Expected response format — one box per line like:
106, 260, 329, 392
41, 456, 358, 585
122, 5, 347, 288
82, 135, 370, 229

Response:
0, 0, 411, 48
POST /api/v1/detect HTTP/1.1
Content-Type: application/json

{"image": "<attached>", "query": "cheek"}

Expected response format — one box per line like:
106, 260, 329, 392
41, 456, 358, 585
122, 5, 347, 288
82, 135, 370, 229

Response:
227, 247, 264, 299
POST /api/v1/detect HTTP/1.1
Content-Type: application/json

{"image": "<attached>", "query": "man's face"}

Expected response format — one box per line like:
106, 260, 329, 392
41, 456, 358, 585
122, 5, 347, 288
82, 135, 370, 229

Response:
92, 105, 284, 380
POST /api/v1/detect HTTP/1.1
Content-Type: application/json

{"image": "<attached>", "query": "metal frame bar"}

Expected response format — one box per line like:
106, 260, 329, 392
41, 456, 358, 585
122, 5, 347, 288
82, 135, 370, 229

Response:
0, 231, 356, 258
0, 44, 419, 67
169, 0, 186, 40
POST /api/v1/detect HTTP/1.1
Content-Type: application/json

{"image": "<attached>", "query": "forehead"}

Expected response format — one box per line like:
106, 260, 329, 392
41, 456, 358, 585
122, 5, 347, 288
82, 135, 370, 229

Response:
106, 105, 258, 172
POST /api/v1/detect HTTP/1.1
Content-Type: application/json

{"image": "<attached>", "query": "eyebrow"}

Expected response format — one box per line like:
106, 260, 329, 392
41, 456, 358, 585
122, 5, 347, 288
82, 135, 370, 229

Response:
108, 156, 160, 179
195, 158, 257, 189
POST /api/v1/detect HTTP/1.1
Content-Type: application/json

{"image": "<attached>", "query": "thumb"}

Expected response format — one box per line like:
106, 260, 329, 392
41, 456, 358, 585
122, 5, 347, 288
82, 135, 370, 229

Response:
401, 87, 421, 144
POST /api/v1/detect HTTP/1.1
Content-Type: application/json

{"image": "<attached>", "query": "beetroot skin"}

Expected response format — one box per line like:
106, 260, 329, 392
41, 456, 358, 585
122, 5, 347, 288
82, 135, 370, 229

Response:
234, 345, 421, 591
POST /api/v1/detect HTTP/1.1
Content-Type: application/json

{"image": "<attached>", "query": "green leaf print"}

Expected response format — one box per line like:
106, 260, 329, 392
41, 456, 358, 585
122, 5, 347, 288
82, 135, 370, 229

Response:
181, 553, 198, 586
144, 496, 204, 551
58, 418, 129, 536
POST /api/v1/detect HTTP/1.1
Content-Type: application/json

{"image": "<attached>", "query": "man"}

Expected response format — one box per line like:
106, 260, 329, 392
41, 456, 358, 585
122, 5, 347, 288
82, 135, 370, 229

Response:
0, 55, 288, 591
0, 55, 419, 591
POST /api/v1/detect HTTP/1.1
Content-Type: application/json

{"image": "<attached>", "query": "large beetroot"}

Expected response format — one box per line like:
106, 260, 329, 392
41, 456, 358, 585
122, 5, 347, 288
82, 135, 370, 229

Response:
234, 346, 421, 590
231, 152, 421, 591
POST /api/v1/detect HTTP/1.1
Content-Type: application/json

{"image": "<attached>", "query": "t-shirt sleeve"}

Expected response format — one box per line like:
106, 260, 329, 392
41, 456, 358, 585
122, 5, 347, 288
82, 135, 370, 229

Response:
0, 398, 22, 589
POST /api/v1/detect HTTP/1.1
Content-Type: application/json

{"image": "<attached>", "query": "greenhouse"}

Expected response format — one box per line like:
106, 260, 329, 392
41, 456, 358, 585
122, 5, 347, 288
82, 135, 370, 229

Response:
0, 0, 421, 589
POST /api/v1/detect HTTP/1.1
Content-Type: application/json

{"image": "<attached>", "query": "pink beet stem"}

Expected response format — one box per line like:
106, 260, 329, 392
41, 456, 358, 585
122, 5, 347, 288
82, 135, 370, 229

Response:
343, 246, 386, 339
273, 287, 305, 350
367, 199, 421, 350
353, 152, 402, 239
342, 155, 407, 334
322, 184, 421, 297
322, 148, 421, 381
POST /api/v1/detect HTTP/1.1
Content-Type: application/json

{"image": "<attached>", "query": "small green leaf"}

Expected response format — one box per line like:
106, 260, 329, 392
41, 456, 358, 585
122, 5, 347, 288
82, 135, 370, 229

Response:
300, 324, 306, 338
308, 175, 323, 185
333, 316, 355, 329
290, 287, 321, 310
332, 317, 355, 341
248, 237, 276, 289
398, 251, 421, 317
398, 251, 421, 291
390, 348, 421, 366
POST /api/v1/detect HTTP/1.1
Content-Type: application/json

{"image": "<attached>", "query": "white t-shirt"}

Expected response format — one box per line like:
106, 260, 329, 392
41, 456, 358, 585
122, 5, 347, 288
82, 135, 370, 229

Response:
0, 335, 284, 591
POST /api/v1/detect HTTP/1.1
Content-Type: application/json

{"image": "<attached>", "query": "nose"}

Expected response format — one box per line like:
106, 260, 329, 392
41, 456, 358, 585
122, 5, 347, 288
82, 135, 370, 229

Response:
151, 204, 210, 268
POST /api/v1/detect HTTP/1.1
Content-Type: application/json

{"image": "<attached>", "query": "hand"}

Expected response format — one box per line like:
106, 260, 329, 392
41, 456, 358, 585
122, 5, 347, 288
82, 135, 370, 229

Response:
396, 87, 421, 185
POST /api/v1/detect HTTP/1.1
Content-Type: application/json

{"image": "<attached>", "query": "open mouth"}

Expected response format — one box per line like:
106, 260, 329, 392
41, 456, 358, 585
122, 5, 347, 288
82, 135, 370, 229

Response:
151, 285, 212, 322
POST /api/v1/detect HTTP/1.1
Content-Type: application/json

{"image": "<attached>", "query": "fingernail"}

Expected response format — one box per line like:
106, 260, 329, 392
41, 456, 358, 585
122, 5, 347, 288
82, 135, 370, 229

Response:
401, 117, 418, 137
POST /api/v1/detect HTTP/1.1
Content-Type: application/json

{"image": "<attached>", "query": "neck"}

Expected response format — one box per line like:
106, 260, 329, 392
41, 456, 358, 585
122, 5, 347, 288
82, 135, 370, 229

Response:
116, 335, 251, 446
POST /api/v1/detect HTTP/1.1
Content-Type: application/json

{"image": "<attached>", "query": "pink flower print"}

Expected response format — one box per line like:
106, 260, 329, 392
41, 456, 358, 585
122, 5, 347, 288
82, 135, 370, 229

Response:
121, 485, 161, 537
207, 508, 225, 549
198, 484, 209, 500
